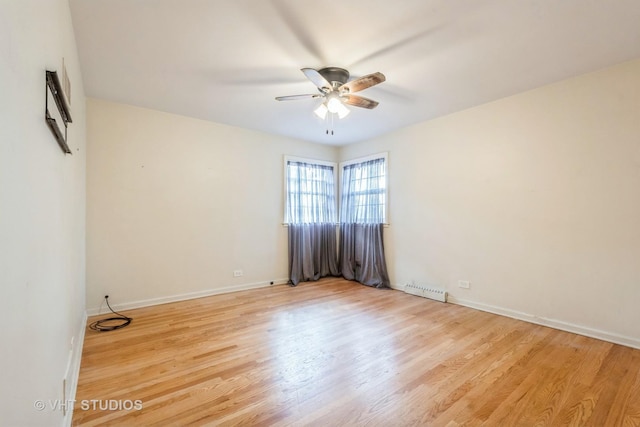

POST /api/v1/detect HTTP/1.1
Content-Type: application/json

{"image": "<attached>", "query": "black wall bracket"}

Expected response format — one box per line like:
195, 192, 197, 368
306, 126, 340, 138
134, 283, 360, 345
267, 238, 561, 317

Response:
45, 70, 73, 154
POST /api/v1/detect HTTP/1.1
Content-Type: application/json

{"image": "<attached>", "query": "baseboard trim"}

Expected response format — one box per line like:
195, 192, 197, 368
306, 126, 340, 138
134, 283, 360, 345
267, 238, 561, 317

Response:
390, 283, 405, 291
391, 283, 639, 349
447, 295, 640, 350
86, 278, 290, 316
63, 311, 87, 427
87, 281, 640, 349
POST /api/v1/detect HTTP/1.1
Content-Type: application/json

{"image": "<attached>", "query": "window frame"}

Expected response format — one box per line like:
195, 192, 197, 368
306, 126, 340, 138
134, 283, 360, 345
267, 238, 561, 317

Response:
339, 152, 389, 225
283, 155, 338, 225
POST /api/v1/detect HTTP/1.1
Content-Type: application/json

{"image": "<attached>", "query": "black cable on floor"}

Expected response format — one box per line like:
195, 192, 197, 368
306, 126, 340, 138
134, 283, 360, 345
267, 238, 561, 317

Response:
89, 296, 132, 332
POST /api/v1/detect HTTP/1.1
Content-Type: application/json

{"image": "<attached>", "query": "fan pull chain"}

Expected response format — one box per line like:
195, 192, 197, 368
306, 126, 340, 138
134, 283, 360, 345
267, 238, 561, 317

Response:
325, 112, 335, 136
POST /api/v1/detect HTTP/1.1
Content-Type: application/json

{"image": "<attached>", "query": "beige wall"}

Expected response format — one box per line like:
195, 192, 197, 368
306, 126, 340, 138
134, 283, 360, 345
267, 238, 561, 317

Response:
340, 59, 640, 347
0, 0, 87, 424
86, 60, 640, 348
86, 99, 338, 312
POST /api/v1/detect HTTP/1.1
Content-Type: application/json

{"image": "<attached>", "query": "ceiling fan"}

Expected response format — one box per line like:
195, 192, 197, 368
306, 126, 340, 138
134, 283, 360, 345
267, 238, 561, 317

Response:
275, 67, 386, 120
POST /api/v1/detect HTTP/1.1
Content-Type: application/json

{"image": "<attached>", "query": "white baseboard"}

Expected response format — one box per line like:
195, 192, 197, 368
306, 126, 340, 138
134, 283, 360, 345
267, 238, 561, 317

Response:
390, 283, 405, 291
447, 295, 640, 350
86, 278, 289, 316
63, 311, 87, 427
87, 279, 640, 349
392, 283, 639, 350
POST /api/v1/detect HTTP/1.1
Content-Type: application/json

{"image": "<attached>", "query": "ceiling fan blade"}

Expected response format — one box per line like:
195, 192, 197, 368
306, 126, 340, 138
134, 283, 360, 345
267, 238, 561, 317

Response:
342, 94, 379, 109
301, 68, 332, 92
275, 94, 322, 101
341, 72, 386, 93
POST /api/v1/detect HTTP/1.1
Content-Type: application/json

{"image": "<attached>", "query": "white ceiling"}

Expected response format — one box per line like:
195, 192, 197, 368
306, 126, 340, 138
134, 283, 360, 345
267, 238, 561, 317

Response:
69, 0, 640, 146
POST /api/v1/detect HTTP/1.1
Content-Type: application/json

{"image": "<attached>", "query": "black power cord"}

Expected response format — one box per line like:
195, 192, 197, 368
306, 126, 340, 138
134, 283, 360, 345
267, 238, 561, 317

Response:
89, 295, 132, 332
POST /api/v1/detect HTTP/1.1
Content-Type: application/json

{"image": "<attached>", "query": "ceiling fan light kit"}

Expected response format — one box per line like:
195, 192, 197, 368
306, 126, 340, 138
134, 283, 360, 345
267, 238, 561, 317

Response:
314, 103, 328, 119
276, 67, 385, 134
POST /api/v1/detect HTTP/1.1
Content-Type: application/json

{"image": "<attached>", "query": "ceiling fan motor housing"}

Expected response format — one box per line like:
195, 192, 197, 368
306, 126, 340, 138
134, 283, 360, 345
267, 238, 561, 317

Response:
318, 67, 350, 86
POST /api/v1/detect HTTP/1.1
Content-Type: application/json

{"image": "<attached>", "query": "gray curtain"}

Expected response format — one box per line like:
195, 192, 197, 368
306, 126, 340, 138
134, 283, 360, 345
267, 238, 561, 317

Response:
339, 157, 390, 288
339, 223, 389, 288
286, 160, 339, 286
288, 223, 339, 286
285, 157, 390, 287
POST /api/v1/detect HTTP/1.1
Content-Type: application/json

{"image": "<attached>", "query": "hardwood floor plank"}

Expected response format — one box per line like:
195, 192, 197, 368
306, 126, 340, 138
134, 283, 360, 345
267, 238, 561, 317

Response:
73, 278, 640, 426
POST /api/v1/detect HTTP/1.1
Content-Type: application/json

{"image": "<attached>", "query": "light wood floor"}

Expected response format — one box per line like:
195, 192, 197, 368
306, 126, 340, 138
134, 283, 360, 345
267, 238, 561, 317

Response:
73, 277, 640, 426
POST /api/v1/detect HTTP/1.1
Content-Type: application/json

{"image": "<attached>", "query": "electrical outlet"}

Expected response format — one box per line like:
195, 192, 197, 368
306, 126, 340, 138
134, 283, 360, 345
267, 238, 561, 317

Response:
458, 280, 470, 289
233, 270, 243, 277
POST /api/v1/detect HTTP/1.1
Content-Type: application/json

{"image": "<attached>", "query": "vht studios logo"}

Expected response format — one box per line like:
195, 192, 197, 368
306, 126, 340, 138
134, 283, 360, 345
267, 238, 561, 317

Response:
34, 399, 143, 411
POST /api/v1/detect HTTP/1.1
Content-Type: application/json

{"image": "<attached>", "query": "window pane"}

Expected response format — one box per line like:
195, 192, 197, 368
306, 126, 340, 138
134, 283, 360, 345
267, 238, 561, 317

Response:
286, 160, 336, 224
341, 156, 386, 224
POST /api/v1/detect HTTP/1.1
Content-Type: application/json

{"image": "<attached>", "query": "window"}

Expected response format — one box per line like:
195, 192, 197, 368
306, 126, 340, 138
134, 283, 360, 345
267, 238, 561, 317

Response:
340, 153, 387, 224
285, 157, 337, 224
